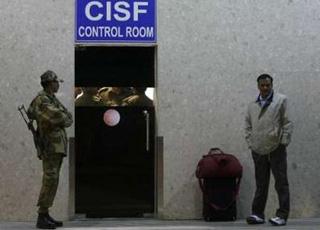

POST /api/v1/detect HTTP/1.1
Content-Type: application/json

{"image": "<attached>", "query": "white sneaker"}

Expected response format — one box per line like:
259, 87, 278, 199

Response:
269, 216, 287, 226
246, 215, 265, 224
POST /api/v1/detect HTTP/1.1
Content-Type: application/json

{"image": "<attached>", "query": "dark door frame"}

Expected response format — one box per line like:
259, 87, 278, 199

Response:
70, 44, 160, 218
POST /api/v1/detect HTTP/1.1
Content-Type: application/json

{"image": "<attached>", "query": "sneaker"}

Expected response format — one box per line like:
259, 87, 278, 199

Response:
269, 217, 287, 226
246, 214, 265, 224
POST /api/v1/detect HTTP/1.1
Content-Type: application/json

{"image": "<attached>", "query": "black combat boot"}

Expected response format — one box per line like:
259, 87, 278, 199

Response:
44, 213, 63, 227
36, 213, 56, 229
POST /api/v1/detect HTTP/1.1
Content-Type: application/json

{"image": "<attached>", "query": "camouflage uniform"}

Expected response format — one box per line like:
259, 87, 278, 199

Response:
28, 88, 73, 214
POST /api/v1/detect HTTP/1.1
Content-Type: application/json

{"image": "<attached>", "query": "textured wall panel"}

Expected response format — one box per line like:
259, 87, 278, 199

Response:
1, 0, 320, 221
0, 0, 74, 221
157, 0, 320, 219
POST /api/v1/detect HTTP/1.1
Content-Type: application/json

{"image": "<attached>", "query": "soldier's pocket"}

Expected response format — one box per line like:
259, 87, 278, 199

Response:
50, 132, 62, 142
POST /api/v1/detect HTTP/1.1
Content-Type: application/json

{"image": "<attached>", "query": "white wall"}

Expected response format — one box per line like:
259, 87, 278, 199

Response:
0, 0, 320, 221
158, 0, 320, 219
0, 0, 74, 221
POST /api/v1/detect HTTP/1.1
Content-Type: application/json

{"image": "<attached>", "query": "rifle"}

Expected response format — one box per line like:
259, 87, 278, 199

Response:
18, 105, 43, 159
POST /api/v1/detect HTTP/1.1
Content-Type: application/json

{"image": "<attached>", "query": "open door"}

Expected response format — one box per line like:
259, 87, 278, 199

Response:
75, 46, 155, 217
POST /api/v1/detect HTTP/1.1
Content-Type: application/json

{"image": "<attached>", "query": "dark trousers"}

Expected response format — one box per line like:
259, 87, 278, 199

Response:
251, 145, 290, 219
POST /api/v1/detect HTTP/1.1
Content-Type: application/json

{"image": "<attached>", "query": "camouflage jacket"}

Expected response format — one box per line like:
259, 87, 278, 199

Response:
28, 90, 73, 156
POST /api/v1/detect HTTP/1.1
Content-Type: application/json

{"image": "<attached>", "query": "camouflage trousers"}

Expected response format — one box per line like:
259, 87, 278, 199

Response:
37, 153, 64, 213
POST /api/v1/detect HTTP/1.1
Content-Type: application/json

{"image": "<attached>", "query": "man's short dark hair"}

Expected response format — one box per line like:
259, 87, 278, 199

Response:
257, 74, 273, 83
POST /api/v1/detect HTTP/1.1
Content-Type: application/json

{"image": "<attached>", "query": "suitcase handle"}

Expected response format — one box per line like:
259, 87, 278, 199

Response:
209, 148, 224, 154
198, 177, 241, 211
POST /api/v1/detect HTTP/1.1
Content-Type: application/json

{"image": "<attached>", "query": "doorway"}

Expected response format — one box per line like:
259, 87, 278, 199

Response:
75, 46, 156, 217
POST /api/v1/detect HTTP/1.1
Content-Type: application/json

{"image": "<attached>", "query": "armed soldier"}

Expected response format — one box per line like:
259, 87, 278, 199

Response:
27, 70, 73, 229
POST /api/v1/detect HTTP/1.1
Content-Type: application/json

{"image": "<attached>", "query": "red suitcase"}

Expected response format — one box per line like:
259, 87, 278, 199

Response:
196, 148, 242, 221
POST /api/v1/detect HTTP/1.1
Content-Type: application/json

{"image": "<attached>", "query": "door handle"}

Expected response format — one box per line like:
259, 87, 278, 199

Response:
143, 110, 149, 152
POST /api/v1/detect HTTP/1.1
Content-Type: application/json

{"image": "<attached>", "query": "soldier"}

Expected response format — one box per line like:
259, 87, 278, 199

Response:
28, 70, 73, 229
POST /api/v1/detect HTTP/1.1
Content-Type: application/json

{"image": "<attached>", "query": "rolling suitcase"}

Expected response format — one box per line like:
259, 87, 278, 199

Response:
196, 148, 242, 221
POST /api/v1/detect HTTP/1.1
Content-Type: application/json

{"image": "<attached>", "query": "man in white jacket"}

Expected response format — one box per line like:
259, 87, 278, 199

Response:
245, 74, 293, 226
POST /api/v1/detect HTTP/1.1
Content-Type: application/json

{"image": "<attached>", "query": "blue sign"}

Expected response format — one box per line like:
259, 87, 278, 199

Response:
76, 0, 156, 43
